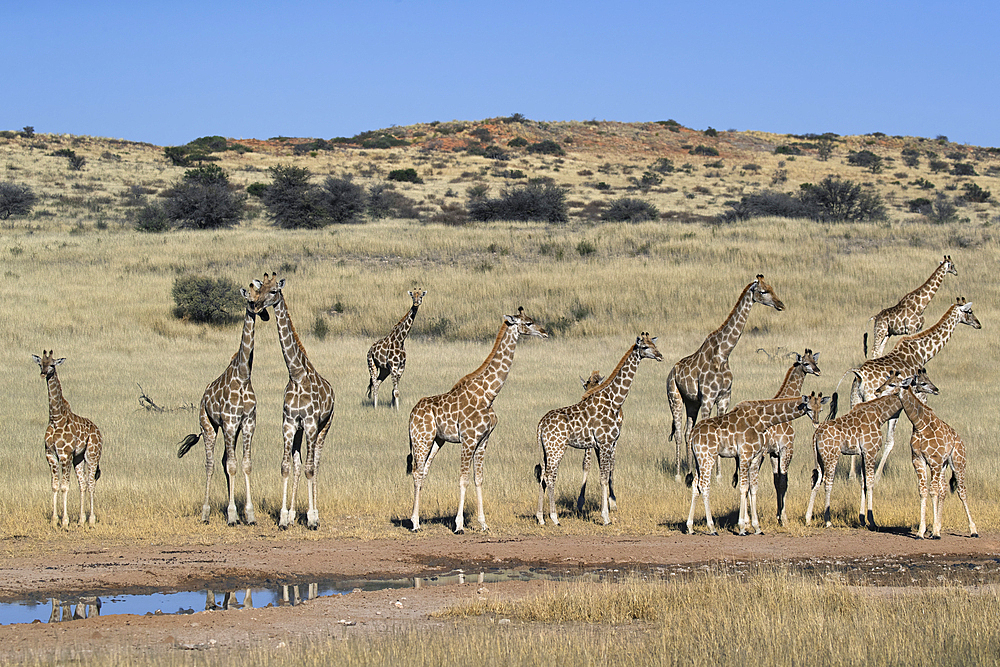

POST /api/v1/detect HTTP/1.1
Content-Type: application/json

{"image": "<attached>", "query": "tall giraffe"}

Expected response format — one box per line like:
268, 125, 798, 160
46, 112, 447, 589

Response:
255, 273, 336, 530
685, 393, 827, 536
576, 370, 614, 513
535, 334, 663, 527
865, 255, 957, 358
756, 349, 821, 526
667, 274, 785, 480
883, 374, 977, 539
367, 288, 426, 410
32, 351, 103, 527
407, 307, 547, 533
846, 297, 980, 481
177, 278, 274, 525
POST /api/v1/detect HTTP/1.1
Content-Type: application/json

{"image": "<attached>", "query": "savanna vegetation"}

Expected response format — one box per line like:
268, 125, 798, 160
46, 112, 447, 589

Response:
2, 118, 999, 664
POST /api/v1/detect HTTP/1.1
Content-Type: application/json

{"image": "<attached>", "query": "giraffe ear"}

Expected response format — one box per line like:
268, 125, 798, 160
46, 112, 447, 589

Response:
812, 351, 820, 362
54, 358, 66, 366
240, 287, 250, 299
276, 279, 286, 289
31, 354, 42, 365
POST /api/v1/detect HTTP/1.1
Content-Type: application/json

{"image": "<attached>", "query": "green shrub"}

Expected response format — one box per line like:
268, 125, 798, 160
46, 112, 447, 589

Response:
262, 164, 322, 228
0, 182, 37, 219
906, 197, 933, 213
576, 240, 597, 256
368, 183, 420, 219
526, 140, 565, 156
246, 182, 268, 198
171, 275, 244, 324
650, 157, 674, 174
507, 137, 528, 148
133, 201, 171, 232
467, 182, 567, 223
928, 159, 949, 173
703, 127, 718, 137
774, 145, 802, 155
387, 168, 423, 184
690, 145, 720, 156
962, 182, 991, 203
952, 162, 977, 176
163, 165, 245, 229
723, 176, 887, 223
602, 197, 660, 222
847, 150, 884, 173
360, 134, 407, 149
637, 171, 662, 188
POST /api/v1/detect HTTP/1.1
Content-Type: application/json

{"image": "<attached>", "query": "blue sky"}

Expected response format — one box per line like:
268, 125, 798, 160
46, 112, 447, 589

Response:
5, 1, 999, 148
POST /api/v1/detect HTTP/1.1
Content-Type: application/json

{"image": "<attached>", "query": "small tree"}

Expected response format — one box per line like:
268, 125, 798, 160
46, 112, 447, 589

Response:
262, 164, 326, 229
133, 201, 171, 232
602, 197, 660, 222
0, 182, 38, 219
317, 176, 366, 224
163, 165, 245, 229
800, 175, 887, 222
847, 150, 884, 173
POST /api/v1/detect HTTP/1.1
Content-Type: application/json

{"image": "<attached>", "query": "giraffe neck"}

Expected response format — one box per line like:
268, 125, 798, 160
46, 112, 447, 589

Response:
905, 261, 949, 309
233, 307, 257, 378
898, 387, 930, 430
863, 393, 905, 424
458, 321, 520, 405
900, 304, 960, 364
45, 371, 70, 420
773, 362, 806, 399
272, 293, 312, 382
745, 396, 806, 430
704, 282, 755, 361
592, 344, 643, 411
390, 304, 419, 344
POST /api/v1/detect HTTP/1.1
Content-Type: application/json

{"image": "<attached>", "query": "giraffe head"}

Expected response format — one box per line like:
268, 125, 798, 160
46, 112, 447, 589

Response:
751, 274, 785, 311
507, 307, 548, 339
796, 349, 821, 376
954, 297, 981, 329
245, 273, 285, 320
874, 369, 940, 400
799, 391, 830, 424
635, 332, 664, 362
409, 289, 427, 307
941, 254, 958, 276
580, 370, 605, 395
32, 351, 65, 379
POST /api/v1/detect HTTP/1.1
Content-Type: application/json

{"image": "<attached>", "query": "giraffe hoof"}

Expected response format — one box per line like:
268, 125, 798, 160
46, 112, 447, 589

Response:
972, 532, 980, 538
454, 528, 465, 535
278, 523, 289, 531
708, 531, 719, 537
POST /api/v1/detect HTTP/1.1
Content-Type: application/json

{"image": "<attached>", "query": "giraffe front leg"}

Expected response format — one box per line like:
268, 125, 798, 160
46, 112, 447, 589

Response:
471, 427, 494, 532
576, 448, 591, 514
46, 449, 60, 528
305, 418, 331, 531
873, 417, 898, 484
241, 412, 257, 525
391, 369, 402, 411
74, 452, 88, 527
409, 438, 438, 532
598, 445, 617, 526
60, 457, 72, 528
913, 451, 929, 538
278, 421, 299, 529
222, 428, 241, 527
862, 453, 878, 531
804, 465, 821, 527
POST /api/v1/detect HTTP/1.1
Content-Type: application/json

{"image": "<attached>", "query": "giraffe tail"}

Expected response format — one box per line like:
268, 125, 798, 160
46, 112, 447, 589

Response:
827, 393, 839, 421
684, 472, 694, 488
950, 470, 958, 494
177, 433, 202, 459
863, 332, 869, 358
534, 464, 543, 485
95, 465, 101, 482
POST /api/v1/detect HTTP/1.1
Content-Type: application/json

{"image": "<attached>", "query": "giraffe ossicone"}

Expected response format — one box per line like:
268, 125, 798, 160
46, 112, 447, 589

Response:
407, 307, 547, 534
33, 351, 103, 528
535, 333, 663, 527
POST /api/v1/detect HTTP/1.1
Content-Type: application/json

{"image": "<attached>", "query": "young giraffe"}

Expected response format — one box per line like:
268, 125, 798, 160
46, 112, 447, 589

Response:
667, 274, 785, 481
32, 351, 103, 528
754, 349, 821, 526
177, 278, 274, 525
407, 307, 548, 533
367, 288, 426, 410
865, 255, 957, 358
535, 334, 663, 527
685, 393, 827, 536
255, 273, 336, 530
886, 374, 978, 539
804, 370, 938, 530
846, 297, 981, 482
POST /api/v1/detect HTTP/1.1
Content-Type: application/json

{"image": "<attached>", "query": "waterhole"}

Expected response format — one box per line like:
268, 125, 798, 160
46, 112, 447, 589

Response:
3, 556, 998, 626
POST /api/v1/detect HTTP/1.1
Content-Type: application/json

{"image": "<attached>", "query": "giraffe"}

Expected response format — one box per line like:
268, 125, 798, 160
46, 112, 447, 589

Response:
885, 374, 977, 539
667, 274, 785, 481
177, 278, 275, 525
685, 392, 827, 536
367, 288, 426, 410
32, 351, 103, 528
804, 370, 938, 530
845, 297, 981, 482
755, 349, 821, 526
865, 255, 957, 358
535, 334, 663, 527
407, 307, 548, 533
254, 273, 336, 530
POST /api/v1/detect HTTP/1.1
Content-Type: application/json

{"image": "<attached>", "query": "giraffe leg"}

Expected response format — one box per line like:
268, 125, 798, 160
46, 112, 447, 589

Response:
278, 420, 299, 529
598, 444, 615, 526
455, 441, 473, 535
666, 372, 687, 482
471, 423, 495, 532
391, 369, 402, 411
748, 453, 763, 535
713, 392, 731, 482
862, 452, 878, 531
47, 448, 60, 528
200, 417, 218, 524
804, 461, 822, 526
536, 428, 565, 526
932, 466, 947, 539
241, 411, 257, 525
912, 450, 929, 538
73, 449, 88, 527
305, 416, 332, 531
60, 456, 72, 528
873, 416, 898, 484
222, 426, 240, 526
950, 455, 978, 537
577, 447, 591, 514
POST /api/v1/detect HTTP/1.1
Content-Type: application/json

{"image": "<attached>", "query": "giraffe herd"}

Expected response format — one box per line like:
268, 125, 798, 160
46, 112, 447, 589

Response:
32, 256, 983, 540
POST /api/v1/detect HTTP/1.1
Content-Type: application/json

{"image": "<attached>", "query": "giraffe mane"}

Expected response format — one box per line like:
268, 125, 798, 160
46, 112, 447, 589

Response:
701, 280, 756, 346
450, 318, 511, 391
587, 338, 641, 396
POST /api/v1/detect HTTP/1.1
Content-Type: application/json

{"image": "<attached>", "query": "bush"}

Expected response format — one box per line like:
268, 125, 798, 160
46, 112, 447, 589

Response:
387, 168, 423, 184
507, 137, 528, 148
774, 145, 802, 156
0, 182, 38, 219
906, 197, 933, 213
602, 197, 660, 222
690, 145, 720, 156
317, 176, 366, 224
467, 182, 567, 223
799, 175, 888, 222
847, 150, 884, 173
924, 193, 959, 224
722, 191, 814, 223
163, 165, 246, 229
171, 275, 244, 324
650, 157, 674, 174
133, 201, 171, 232
962, 182, 991, 203
526, 140, 565, 156
928, 159, 950, 173
368, 183, 420, 219
636, 171, 662, 189
952, 162, 977, 176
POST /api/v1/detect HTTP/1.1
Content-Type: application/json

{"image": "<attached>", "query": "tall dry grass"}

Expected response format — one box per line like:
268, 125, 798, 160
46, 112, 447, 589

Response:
1, 216, 998, 543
